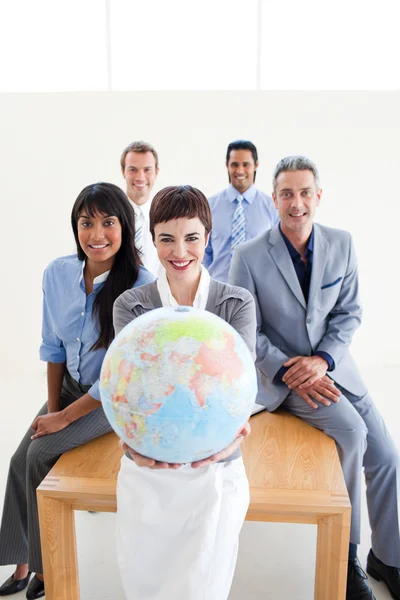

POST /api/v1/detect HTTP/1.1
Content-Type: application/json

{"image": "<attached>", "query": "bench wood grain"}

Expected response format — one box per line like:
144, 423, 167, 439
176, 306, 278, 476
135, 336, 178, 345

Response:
37, 409, 350, 600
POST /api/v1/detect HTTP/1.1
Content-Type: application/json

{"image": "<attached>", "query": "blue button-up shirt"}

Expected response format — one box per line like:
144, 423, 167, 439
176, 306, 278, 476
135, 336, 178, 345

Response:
203, 184, 279, 282
39, 254, 155, 400
274, 227, 334, 382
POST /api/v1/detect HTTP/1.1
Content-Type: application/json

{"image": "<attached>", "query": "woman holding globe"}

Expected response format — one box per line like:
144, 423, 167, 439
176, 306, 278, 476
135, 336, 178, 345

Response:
112, 185, 257, 600
0, 183, 154, 599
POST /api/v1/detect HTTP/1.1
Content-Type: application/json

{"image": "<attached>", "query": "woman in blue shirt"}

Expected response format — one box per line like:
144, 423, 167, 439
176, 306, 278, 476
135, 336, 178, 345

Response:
0, 182, 154, 599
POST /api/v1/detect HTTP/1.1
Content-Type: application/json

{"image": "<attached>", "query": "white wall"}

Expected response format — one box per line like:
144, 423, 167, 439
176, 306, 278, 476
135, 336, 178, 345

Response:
1, 90, 399, 377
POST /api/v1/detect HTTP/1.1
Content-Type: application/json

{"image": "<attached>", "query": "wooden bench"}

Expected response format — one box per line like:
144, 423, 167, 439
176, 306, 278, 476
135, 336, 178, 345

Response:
37, 410, 351, 600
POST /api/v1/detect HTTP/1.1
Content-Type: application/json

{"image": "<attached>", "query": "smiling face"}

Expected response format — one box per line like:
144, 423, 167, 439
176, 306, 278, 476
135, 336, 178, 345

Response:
122, 151, 159, 206
226, 149, 258, 194
77, 211, 122, 272
273, 169, 322, 238
154, 217, 209, 283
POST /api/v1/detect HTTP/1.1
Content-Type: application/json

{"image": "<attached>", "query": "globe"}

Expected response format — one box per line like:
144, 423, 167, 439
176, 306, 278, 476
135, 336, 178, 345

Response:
99, 306, 257, 463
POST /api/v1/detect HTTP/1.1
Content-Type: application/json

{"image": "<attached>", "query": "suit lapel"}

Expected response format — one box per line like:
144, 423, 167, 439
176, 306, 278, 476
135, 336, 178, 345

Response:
307, 225, 328, 315
269, 227, 307, 309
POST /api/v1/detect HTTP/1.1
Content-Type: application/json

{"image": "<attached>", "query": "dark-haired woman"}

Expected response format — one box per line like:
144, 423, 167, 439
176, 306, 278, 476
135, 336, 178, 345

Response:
113, 185, 256, 600
0, 182, 154, 599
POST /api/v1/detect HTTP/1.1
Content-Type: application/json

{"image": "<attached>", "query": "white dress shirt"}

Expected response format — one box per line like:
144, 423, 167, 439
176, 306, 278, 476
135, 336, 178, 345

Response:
157, 265, 211, 309
131, 199, 162, 276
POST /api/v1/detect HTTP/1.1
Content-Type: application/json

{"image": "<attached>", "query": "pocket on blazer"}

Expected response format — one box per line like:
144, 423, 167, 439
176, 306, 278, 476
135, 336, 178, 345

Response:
321, 277, 343, 290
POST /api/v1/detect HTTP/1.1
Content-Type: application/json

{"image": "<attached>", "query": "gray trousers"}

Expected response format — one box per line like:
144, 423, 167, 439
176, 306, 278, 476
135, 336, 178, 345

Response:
282, 386, 400, 567
0, 371, 112, 573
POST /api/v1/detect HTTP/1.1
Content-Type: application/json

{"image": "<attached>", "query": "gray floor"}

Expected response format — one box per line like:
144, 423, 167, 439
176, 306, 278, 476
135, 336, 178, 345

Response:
0, 365, 397, 599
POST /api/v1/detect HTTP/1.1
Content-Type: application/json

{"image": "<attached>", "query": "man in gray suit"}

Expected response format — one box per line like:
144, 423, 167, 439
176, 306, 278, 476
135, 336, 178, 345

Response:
229, 156, 400, 600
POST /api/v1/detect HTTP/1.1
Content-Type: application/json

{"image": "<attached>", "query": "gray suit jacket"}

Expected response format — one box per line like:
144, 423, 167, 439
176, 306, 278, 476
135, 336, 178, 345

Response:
229, 223, 368, 411
113, 278, 256, 361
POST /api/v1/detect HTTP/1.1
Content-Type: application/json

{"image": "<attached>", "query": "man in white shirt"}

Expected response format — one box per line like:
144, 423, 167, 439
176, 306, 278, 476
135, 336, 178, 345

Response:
121, 140, 161, 275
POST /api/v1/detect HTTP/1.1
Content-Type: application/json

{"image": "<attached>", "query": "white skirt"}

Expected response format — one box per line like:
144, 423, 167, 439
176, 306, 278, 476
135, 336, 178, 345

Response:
116, 454, 250, 600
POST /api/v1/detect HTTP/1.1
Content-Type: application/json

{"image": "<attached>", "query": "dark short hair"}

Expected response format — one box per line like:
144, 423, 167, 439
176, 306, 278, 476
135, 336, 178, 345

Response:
272, 155, 320, 192
149, 185, 212, 240
120, 140, 159, 171
226, 140, 258, 164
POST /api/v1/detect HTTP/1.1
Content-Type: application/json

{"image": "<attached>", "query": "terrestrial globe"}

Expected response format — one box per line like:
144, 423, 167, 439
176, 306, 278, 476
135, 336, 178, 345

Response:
99, 306, 257, 463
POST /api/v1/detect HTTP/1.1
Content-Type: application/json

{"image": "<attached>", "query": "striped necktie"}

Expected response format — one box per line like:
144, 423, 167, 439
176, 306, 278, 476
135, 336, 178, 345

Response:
231, 195, 246, 251
135, 210, 144, 254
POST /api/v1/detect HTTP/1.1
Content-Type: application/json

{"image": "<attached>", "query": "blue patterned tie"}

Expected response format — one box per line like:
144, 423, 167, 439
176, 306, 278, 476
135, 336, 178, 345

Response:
231, 195, 246, 251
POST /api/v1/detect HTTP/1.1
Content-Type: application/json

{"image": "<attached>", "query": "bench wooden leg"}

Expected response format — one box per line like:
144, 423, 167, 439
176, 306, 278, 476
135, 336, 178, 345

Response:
314, 511, 351, 600
37, 495, 80, 600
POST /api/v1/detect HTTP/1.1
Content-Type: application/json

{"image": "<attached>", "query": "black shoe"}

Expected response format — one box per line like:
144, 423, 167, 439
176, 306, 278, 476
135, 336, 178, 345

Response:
367, 548, 400, 599
0, 571, 31, 595
26, 575, 45, 600
347, 557, 376, 599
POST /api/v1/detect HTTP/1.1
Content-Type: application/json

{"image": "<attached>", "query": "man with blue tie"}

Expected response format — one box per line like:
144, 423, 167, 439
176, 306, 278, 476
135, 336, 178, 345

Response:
203, 140, 279, 282
229, 155, 400, 600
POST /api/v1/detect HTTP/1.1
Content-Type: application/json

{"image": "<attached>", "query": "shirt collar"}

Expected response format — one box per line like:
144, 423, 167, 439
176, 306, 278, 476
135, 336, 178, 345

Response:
130, 198, 151, 220
157, 265, 210, 309
79, 261, 110, 288
227, 184, 257, 204
93, 270, 110, 284
279, 224, 314, 261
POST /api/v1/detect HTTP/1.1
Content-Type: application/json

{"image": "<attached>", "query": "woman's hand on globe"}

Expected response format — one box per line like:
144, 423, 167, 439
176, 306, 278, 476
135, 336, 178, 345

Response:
191, 420, 251, 468
120, 421, 251, 470
121, 443, 182, 469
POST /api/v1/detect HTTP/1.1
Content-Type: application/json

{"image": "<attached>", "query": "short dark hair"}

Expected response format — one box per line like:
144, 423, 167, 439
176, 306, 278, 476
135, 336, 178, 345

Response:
226, 140, 258, 164
71, 182, 141, 350
272, 155, 320, 192
120, 140, 159, 171
149, 185, 212, 240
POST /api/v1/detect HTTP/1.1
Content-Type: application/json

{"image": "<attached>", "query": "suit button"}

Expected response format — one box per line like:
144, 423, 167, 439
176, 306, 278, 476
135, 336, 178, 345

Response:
306, 318, 311, 324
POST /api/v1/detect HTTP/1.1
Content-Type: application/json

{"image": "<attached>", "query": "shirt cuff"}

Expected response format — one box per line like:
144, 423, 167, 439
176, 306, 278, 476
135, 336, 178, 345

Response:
39, 345, 66, 363
273, 365, 289, 384
88, 380, 101, 402
315, 351, 335, 371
